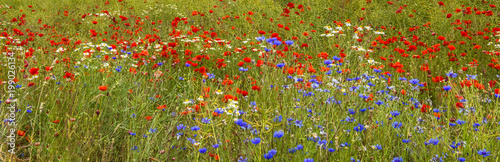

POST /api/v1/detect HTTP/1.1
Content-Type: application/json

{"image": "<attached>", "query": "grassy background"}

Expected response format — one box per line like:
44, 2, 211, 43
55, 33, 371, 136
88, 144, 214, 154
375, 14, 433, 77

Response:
1, 0, 499, 161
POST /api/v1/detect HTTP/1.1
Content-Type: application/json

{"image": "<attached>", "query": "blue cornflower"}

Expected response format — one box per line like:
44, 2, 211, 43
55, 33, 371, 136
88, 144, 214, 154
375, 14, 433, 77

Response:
296, 144, 304, 150
375, 100, 384, 106
238, 156, 248, 162
201, 118, 211, 124
392, 122, 403, 129
263, 153, 274, 159
268, 149, 277, 155
477, 149, 490, 157
199, 147, 207, 154
276, 63, 285, 68
447, 71, 458, 78
266, 38, 276, 45
251, 138, 261, 145
294, 120, 304, 127
328, 148, 336, 152
285, 40, 294, 45
239, 67, 248, 72
177, 124, 186, 130
324, 60, 333, 65
273, 130, 284, 138
427, 138, 439, 145
349, 86, 358, 92
273, 40, 282, 46
340, 142, 350, 147
304, 158, 314, 162
402, 139, 411, 143
392, 157, 403, 162
256, 36, 266, 41
374, 144, 382, 150
354, 124, 365, 132
456, 119, 466, 125
348, 109, 356, 114
409, 79, 420, 85
191, 126, 200, 131
466, 74, 477, 80
458, 157, 465, 162
274, 115, 282, 122
390, 111, 400, 117
443, 85, 452, 91
344, 116, 355, 122
449, 142, 460, 149
214, 108, 224, 114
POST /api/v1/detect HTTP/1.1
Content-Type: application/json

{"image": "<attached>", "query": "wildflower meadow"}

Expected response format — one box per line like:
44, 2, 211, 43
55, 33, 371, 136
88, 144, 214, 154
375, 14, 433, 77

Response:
1, 0, 500, 161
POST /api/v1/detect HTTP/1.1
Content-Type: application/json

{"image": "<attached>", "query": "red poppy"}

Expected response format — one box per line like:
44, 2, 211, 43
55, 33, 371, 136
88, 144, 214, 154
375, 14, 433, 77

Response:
241, 91, 248, 96
243, 57, 252, 63
17, 130, 26, 136
29, 68, 39, 75
447, 45, 456, 51
98, 85, 108, 91
157, 104, 166, 110
252, 85, 261, 91
64, 72, 74, 79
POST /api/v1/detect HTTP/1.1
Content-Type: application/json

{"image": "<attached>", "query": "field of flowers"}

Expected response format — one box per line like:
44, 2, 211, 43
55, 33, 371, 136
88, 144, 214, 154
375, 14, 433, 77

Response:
1, 0, 500, 161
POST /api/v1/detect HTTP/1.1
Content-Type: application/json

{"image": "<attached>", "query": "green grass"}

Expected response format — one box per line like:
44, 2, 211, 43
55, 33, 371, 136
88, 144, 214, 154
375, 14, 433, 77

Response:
1, 0, 500, 161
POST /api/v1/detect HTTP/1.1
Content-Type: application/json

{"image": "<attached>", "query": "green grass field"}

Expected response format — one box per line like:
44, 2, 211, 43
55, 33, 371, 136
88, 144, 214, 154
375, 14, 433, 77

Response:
1, 0, 500, 161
